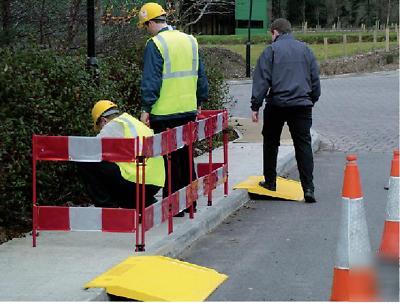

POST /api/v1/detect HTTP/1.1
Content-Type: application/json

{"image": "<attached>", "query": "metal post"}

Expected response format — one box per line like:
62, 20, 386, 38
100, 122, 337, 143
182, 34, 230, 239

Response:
135, 140, 145, 252
207, 136, 213, 206
87, 0, 99, 81
32, 135, 37, 247
188, 122, 194, 219
141, 157, 146, 250
167, 129, 173, 234
245, 0, 253, 77
223, 111, 229, 196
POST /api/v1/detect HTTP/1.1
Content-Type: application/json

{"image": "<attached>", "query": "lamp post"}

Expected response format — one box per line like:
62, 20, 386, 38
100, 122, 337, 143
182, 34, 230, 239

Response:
87, 0, 99, 81
245, 0, 253, 78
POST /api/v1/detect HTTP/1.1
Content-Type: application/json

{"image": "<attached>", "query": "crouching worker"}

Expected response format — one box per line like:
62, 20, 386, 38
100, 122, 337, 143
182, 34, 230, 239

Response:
77, 100, 165, 209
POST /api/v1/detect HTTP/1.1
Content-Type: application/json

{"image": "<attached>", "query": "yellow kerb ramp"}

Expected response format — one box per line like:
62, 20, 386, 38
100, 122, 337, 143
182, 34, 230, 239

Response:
234, 176, 304, 201
84, 256, 228, 301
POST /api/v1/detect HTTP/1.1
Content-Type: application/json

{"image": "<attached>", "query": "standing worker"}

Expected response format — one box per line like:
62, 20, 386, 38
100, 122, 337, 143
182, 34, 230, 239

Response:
78, 100, 165, 209
250, 18, 321, 203
138, 3, 209, 212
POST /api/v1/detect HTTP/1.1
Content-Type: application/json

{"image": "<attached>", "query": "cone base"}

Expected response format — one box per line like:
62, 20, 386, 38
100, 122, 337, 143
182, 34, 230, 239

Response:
330, 267, 378, 301
378, 221, 400, 261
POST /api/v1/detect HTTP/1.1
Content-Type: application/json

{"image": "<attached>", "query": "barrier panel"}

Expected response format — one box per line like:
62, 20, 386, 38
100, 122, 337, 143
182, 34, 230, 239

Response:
32, 110, 229, 251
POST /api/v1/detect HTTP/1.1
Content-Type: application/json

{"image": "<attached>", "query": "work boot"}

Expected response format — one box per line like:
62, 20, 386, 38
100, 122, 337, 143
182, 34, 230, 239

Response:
259, 180, 276, 191
304, 189, 316, 203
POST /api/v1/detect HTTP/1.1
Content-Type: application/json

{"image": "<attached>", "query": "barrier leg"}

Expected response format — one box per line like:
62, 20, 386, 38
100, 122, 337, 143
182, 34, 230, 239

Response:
188, 122, 194, 219
135, 154, 144, 252
167, 152, 173, 234
208, 136, 213, 206
32, 136, 37, 247
140, 157, 146, 251
223, 128, 229, 196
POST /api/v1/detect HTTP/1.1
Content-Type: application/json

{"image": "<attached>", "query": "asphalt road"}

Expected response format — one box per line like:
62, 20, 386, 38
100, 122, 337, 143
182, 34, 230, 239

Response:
180, 71, 399, 301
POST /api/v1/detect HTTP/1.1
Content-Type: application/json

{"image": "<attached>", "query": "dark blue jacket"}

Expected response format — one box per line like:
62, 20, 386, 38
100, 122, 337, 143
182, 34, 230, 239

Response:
251, 33, 320, 111
141, 27, 209, 121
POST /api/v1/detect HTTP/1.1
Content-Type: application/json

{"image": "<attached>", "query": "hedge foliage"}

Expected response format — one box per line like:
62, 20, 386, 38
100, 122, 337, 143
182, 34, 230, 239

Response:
196, 31, 398, 45
0, 42, 229, 230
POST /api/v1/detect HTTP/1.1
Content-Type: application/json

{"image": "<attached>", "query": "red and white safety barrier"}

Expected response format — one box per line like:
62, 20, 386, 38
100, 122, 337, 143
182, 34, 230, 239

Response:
32, 110, 229, 250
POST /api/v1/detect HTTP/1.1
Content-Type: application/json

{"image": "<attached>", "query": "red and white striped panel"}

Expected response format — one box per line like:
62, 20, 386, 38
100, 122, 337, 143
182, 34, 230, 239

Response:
144, 164, 228, 230
141, 112, 226, 158
34, 136, 136, 162
36, 206, 136, 232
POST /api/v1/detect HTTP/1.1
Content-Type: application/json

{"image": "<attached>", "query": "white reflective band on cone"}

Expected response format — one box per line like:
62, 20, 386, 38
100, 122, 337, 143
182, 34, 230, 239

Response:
178, 188, 186, 211
335, 197, 372, 269
386, 176, 400, 221
198, 119, 206, 140
153, 133, 162, 156
176, 126, 184, 149
216, 113, 223, 133
70, 207, 102, 231
69, 136, 102, 162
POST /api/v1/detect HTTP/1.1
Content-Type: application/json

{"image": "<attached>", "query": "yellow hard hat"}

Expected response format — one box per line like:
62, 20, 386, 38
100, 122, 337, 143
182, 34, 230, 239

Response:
137, 2, 166, 28
91, 100, 118, 130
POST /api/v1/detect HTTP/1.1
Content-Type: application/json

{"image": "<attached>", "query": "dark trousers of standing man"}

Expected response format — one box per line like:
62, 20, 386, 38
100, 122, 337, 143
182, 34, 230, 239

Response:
150, 116, 197, 199
263, 104, 314, 191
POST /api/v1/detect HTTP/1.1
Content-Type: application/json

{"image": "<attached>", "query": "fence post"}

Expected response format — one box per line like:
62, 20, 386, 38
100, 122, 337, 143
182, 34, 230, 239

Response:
373, 30, 377, 49
385, 27, 390, 52
343, 34, 347, 57
358, 33, 362, 53
324, 37, 328, 60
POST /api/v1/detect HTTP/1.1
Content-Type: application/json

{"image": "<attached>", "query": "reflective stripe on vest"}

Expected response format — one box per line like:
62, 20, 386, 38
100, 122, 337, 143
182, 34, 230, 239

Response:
150, 30, 198, 116
113, 113, 165, 187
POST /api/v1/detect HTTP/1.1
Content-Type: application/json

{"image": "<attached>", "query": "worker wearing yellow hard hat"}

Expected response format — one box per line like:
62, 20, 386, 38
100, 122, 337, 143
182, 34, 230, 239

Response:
138, 2, 209, 215
78, 100, 165, 209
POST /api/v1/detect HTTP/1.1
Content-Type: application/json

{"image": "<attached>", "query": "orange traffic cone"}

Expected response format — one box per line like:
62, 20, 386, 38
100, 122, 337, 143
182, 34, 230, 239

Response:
378, 149, 399, 261
330, 155, 378, 301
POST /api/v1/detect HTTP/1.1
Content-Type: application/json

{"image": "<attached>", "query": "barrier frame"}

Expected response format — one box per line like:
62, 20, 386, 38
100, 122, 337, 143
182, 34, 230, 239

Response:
31, 110, 229, 251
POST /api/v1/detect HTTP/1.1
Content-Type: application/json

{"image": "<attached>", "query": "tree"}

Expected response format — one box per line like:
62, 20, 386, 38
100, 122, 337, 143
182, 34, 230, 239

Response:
166, 0, 235, 31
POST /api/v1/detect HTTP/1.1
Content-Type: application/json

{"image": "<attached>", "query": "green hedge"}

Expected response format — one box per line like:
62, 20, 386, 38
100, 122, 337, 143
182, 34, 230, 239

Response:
196, 31, 398, 45
0, 44, 228, 230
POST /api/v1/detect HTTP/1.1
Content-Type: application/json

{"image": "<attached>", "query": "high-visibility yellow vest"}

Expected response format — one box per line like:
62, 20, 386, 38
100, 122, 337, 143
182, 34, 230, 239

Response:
113, 113, 165, 187
150, 30, 198, 116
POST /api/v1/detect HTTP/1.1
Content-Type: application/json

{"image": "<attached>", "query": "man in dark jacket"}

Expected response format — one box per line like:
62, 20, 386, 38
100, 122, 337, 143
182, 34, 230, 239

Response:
251, 18, 321, 202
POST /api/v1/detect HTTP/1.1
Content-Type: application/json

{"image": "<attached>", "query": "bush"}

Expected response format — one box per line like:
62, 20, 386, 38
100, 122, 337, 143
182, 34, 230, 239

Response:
0, 41, 229, 230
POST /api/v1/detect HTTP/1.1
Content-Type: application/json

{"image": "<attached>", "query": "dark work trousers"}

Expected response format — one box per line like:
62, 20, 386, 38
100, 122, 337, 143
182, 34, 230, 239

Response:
150, 116, 197, 198
263, 104, 314, 191
77, 161, 161, 209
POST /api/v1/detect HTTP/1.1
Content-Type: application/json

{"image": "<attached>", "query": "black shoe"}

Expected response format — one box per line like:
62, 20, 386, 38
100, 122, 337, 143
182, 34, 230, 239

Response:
304, 189, 316, 203
174, 211, 185, 217
259, 181, 276, 191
